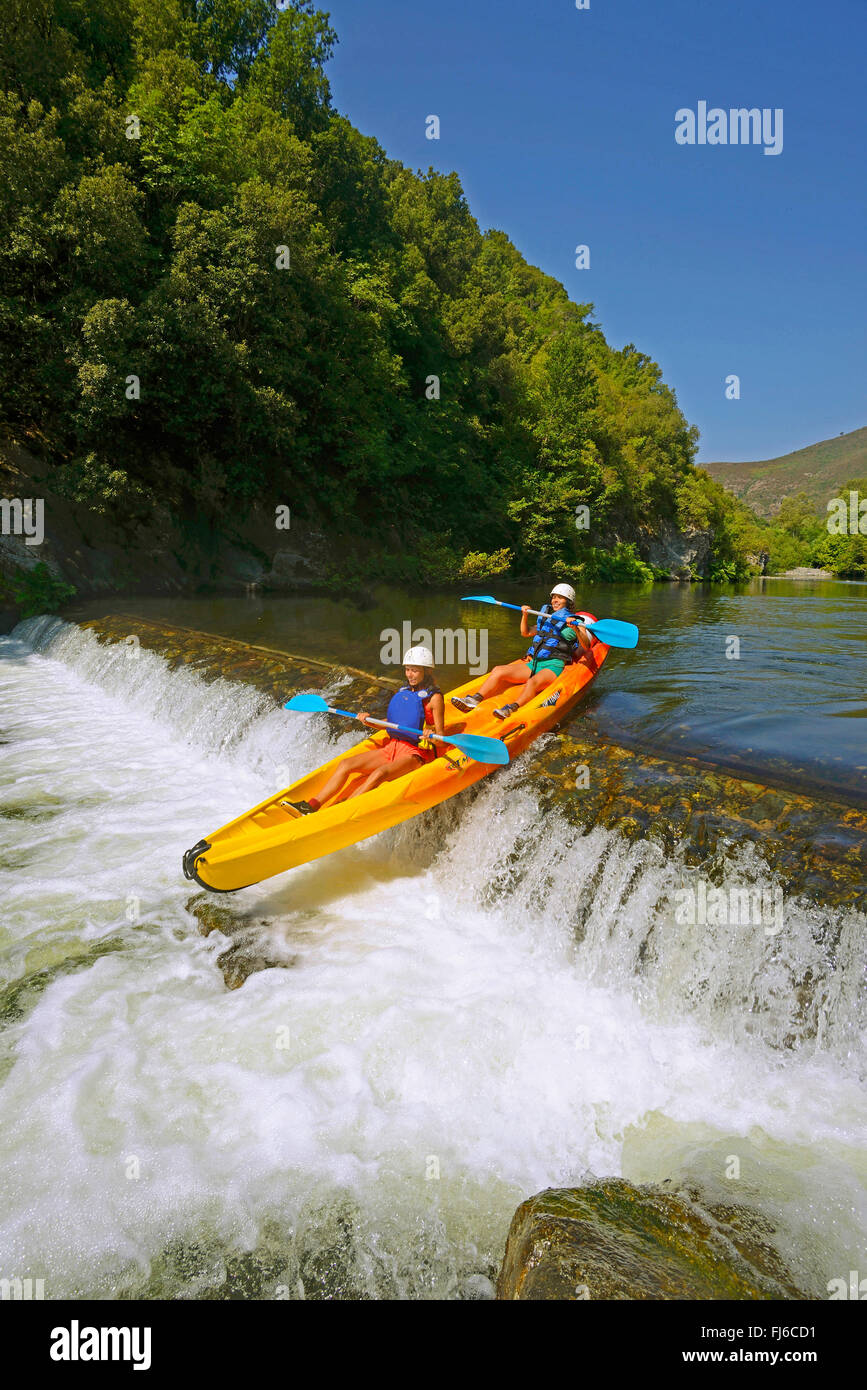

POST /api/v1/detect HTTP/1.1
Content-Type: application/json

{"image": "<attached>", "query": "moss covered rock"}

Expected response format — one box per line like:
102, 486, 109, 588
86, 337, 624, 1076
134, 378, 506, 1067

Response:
497, 1180, 808, 1300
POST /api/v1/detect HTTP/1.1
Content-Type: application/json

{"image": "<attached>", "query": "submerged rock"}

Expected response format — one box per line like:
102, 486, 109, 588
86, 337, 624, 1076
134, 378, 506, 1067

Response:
186, 894, 300, 990
0, 936, 127, 1026
496, 1180, 808, 1300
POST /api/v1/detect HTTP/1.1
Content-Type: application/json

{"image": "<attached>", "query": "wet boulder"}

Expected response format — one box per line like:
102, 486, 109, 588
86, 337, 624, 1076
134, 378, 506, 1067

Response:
497, 1180, 808, 1300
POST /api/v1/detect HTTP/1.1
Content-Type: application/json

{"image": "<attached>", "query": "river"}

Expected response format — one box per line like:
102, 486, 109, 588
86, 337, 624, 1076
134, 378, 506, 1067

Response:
68, 577, 867, 803
0, 581, 864, 1299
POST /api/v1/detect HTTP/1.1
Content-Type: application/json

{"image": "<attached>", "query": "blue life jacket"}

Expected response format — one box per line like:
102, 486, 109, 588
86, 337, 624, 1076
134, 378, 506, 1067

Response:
526, 604, 580, 667
385, 683, 440, 746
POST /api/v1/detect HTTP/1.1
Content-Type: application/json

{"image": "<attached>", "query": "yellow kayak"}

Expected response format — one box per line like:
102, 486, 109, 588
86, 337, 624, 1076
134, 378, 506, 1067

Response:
183, 621, 609, 892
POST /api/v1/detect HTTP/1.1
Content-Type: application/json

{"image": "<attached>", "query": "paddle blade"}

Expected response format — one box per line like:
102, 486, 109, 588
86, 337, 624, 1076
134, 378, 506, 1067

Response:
446, 733, 510, 765
585, 618, 639, 649
284, 693, 331, 712
460, 594, 498, 604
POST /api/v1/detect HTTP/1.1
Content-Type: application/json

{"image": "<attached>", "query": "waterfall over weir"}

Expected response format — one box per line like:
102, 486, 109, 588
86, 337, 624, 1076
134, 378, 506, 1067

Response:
0, 617, 864, 1300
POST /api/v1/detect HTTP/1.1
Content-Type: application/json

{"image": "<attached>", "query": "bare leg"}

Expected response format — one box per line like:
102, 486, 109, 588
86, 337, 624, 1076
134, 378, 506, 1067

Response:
515, 668, 556, 707
348, 755, 422, 800
475, 660, 532, 700
314, 748, 384, 805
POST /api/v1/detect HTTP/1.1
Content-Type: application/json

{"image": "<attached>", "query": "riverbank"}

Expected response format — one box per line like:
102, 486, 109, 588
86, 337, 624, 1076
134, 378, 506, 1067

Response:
0, 432, 737, 633
0, 433, 331, 634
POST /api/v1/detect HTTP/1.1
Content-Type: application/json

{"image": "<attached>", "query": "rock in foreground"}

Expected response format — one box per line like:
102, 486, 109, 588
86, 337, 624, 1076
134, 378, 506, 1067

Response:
497, 1180, 808, 1300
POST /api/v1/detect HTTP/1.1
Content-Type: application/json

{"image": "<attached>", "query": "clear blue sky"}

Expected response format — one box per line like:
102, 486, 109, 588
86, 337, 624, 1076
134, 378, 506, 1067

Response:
321, 0, 865, 463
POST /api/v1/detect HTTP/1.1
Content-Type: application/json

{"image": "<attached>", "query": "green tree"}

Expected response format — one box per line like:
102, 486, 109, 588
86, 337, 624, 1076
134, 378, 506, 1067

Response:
811, 477, 867, 575
0, 0, 136, 108
246, 0, 336, 136
775, 490, 823, 542
55, 164, 148, 295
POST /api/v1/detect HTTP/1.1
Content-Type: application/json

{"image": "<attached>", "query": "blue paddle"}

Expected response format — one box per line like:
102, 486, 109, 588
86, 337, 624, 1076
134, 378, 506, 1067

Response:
284, 693, 510, 765
461, 595, 639, 649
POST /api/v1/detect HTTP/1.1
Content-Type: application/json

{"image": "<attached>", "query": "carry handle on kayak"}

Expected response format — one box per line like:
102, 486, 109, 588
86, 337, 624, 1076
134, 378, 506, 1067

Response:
460, 595, 639, 649
284, 693, 510, 765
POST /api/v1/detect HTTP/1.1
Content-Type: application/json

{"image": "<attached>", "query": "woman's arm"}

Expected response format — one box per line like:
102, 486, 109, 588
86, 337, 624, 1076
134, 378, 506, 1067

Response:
428, 692, 445, 736
520, 605, 536, 639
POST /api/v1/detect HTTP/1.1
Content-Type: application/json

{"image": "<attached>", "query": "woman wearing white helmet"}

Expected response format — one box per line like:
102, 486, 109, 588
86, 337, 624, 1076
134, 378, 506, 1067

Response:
451, 583, 592, 719
286, 646, 445, 814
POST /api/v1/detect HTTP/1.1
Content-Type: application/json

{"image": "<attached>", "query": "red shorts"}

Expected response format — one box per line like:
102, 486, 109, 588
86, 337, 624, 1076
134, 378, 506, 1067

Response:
371, 737, 436, 766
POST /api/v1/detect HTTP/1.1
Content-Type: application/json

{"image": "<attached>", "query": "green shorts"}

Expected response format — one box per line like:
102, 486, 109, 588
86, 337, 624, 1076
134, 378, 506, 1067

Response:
528, 658, 565, 677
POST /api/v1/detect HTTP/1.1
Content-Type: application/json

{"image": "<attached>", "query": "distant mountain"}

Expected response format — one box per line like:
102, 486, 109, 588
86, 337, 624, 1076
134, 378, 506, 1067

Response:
702, 427, 867, 518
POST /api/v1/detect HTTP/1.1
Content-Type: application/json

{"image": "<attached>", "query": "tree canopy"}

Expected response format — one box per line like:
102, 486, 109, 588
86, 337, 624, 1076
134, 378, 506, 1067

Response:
0, 0, 763, 584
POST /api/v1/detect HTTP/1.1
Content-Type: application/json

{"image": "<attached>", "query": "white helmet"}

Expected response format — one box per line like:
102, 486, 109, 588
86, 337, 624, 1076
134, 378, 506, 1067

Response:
403, 645, 434, 667
550, 583, 576, 603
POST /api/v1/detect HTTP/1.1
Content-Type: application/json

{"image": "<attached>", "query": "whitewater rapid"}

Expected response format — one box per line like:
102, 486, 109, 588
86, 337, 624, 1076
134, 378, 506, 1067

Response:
0, 618, 864, 1299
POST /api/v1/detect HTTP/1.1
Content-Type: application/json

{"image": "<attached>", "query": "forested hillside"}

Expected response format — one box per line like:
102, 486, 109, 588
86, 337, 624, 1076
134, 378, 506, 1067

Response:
1, 0, 761, 587
704, 428, 867, 518
702, 430, 867, 578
